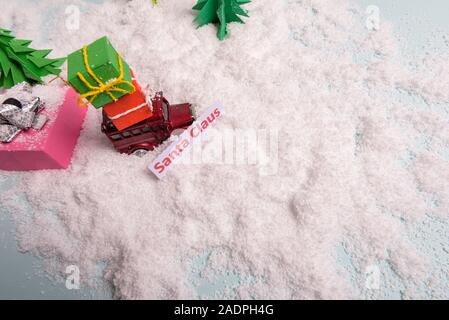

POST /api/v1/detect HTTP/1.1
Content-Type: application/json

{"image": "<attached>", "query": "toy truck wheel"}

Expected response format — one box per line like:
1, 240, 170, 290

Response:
131, 149, 149, 157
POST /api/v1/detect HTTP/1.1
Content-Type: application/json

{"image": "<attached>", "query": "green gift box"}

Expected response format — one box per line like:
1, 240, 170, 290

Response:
67, 36, 134, 109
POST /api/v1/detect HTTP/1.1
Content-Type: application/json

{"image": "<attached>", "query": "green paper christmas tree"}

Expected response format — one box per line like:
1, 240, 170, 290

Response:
193, 0, 251, 41
0, 28, 65, 89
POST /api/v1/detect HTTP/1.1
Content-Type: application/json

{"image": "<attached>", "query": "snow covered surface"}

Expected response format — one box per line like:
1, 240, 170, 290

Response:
0, 0, 448, 299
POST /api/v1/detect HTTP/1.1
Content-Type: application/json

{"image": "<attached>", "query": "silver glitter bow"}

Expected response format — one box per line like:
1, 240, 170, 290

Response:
0, 98, 48, 143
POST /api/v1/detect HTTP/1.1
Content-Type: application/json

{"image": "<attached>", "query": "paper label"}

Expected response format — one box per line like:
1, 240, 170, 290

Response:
148, 103, 224, 179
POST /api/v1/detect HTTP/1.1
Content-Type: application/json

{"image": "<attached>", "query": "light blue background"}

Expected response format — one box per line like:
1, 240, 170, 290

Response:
0, 0, 448, 299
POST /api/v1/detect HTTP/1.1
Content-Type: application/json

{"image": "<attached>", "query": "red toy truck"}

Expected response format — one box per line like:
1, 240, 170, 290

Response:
101, 92, 195, 156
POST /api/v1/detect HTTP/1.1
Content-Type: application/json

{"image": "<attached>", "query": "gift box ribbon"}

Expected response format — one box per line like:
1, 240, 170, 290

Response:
77, 46, 136, 107
108, 102, 149, 121
0, 98, 48, 143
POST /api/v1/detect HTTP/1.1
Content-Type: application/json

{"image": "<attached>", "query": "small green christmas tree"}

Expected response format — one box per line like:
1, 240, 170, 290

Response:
193, 0, 251, 41
0, 28, 65, 89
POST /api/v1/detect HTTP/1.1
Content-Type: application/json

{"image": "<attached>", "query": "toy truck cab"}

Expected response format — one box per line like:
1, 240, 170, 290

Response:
101, 92, 195, 155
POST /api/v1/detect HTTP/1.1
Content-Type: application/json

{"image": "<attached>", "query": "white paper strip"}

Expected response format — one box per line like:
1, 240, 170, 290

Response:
108, 102, 148, 120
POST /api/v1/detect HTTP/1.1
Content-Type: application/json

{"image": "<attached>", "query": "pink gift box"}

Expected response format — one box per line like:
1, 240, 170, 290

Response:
0, 88, 87, 171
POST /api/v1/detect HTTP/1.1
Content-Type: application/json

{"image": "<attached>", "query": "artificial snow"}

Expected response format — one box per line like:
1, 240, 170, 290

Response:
0, 0, 448, 299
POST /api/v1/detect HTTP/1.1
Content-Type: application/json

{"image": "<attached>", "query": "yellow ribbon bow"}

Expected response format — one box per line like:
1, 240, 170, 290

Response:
77, 46, 135, 107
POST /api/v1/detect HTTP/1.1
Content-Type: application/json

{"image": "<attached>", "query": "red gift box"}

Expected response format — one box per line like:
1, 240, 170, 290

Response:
103, 80, 153, 131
